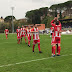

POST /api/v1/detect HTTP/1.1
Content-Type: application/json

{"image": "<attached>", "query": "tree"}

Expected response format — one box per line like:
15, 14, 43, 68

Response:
41, 16, 48, 27
4, 16, 16, 22
39, 7, 48, 16
41, 16, 54, 28
50, 1, 72, 17
25, 7, 48, 24
59, 10, 62, 19
49, 4, 58, 17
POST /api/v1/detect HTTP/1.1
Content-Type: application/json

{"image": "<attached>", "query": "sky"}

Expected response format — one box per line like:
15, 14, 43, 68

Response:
0, 0, 69, 19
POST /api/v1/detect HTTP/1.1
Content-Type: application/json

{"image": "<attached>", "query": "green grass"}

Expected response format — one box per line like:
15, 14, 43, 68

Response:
0, 34, 72, 72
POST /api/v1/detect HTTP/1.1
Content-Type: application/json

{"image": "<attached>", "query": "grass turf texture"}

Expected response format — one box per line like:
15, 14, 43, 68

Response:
0, 34, 72, 72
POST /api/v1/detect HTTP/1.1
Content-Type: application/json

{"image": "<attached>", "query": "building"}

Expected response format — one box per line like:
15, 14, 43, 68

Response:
35, 24, 45, 31
24, 24, 45, 31
0, 17, 4, 23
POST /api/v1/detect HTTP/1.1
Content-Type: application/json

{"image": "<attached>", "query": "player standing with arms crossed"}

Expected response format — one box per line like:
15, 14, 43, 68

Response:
20, 25, 27, 44
31, 25, 42, 53
27, 26, 31, 47
51, 17, 62, 57
5, 28, 9, 39
16, 26, 21, 44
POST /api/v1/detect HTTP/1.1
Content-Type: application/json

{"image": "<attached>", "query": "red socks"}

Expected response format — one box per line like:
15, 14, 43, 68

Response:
52, 45, 61, 55
52, 46, 53, 54
33, 44, 41, 52
19, 39, 20, 43
18, 39, 20, 44
33, 45, 35, 51
25, 39, 26, 43
53, 46, 56, 55
58, 46, 61, 55
38, 44, 41, 51
28, 41, 30, 46
6, 35, 8, 39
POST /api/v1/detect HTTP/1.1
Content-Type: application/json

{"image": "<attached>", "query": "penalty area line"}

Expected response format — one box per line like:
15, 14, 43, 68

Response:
0, 54, 72, 68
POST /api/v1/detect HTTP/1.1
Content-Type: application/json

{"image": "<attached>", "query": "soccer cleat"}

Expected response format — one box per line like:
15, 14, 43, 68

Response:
33, 51, 34, 53
28, 45, 30, 47
56, 53, 58, 55
29, 45, 30, 47
57, 54, 60, 56
39, 51, 42, 53
51, 55, 56, 57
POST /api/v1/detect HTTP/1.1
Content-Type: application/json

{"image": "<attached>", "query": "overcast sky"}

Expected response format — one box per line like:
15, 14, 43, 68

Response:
0, 0, 69, 19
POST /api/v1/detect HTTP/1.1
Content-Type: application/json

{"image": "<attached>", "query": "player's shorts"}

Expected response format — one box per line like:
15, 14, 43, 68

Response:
6, 34, 8, 35
33, 39, 40, 45
21, 35, 25, 38
55, 37, 61, 44
51, 37, 61, 45
28, 36, 31, 41
17, 36, 20, 39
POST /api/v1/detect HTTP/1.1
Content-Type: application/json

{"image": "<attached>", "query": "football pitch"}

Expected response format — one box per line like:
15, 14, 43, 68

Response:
0, 34, 72, 72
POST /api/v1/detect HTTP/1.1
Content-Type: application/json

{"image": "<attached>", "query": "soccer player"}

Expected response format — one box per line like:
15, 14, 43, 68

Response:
50, 27, 54, 56
20, 25, 27, 44
31, 24, 42, 53
27, 26, 31, 47
5, 28, 9, 39
51, 17, 61, 57
50, 27, 58, 56
16, 26, 21, 44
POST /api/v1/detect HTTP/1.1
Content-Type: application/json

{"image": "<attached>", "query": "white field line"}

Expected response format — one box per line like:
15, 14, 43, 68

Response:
0, 54, 72, 68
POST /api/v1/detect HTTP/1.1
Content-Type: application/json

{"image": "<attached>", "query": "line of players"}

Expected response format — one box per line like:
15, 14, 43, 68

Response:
4, 25, 42, 53
4, 17, 62, 56
16, 25, 42, 53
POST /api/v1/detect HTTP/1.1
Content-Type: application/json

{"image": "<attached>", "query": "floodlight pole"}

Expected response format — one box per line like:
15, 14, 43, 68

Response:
11, 7, 14, 33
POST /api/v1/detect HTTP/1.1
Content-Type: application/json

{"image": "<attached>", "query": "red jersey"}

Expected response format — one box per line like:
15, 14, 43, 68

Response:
51, 20, 61, 37
16, 29, 21, 37
31, 28, 39, 40
27, 29, 31, 37
5, 29, 9, 34
21, 28, 26, 35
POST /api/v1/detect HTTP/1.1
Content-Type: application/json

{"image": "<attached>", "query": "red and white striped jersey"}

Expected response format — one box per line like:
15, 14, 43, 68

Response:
21, 28, 26, 35
5, 29, 9, 34
27, 29, 31, 37
51, 20, 61, 37
16, 29, 21, 37
31, 28, 39, 40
